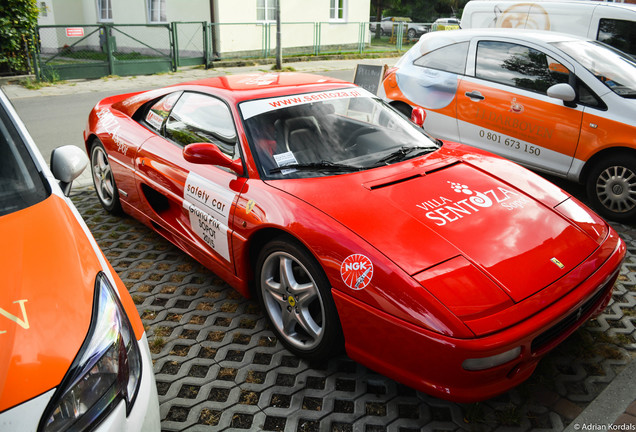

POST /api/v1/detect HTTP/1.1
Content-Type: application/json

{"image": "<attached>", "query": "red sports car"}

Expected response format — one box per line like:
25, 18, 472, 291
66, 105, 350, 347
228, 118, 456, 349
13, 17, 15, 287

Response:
84, 73, 625, 402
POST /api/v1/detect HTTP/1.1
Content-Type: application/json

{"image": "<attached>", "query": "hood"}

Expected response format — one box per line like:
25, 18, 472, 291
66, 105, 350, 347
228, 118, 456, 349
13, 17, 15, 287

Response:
0, 194, 99, 412
275, 160, 599, 304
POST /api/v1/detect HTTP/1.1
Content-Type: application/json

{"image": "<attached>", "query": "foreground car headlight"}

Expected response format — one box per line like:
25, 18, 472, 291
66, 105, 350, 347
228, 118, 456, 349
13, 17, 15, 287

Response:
39, 272, 142, 432
462, 347, 522, 371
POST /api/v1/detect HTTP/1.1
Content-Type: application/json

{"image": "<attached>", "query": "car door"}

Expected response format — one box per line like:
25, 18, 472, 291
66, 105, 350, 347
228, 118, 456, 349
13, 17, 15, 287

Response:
135, 91, 246, 271
457, 38, 585, 177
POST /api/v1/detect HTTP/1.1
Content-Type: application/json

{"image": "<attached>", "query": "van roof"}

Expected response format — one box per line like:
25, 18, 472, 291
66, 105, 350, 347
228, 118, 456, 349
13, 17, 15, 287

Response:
464, 0, 636, 11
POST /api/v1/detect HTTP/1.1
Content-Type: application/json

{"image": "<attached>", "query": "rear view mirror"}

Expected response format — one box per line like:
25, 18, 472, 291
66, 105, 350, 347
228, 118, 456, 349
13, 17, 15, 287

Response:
411, 106, 427, 127
183, 143, 244, 176
50, 145, 88, 196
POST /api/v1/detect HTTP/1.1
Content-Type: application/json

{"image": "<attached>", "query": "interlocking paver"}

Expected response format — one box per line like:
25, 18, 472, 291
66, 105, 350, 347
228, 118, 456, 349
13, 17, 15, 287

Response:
69, 186, 636, 432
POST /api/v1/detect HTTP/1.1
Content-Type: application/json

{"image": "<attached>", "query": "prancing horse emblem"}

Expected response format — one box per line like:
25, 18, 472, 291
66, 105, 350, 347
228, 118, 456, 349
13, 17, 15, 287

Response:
551, 257, 565, 269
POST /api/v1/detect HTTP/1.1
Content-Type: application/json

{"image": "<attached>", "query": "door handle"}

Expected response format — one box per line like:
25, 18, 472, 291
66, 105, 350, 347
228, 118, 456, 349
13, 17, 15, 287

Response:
465, 91, 485, 101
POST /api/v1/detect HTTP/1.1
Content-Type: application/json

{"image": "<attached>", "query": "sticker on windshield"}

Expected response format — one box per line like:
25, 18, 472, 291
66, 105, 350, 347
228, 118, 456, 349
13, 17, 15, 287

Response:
341, 254, 374, 290
240, 88, 374, 120
273, 151, 298, 175
184, 172, 235, 261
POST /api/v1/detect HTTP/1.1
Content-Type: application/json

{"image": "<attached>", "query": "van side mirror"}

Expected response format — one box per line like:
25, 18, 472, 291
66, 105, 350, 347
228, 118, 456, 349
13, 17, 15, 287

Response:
547, 83, 576, 103
411, 106, 427, 127
50, 145, 89, 196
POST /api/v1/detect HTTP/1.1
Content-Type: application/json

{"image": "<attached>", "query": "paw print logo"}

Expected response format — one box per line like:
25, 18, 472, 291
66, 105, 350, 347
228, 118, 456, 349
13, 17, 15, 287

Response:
447, 181, 494, 208
448, 181, 473, 195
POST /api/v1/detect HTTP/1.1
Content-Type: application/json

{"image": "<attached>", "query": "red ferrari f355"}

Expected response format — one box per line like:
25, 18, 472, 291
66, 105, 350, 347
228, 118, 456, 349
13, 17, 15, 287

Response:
84, 73, 624, 402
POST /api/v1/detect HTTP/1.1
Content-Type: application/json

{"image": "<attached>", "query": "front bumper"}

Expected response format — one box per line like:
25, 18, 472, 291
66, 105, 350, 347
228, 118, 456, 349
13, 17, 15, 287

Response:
333, 236, 625, 403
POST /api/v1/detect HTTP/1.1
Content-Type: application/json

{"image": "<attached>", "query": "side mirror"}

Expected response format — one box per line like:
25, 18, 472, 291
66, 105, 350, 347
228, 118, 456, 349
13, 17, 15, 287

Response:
411, 106, 426, 127
547, 83, 576, 102
50, 145, 89, 196
183, 143, 244, 176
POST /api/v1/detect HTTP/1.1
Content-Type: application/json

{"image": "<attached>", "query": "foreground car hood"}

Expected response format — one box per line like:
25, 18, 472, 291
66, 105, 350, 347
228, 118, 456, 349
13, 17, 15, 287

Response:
276, 160, 599, 304
0, 195, 98, 412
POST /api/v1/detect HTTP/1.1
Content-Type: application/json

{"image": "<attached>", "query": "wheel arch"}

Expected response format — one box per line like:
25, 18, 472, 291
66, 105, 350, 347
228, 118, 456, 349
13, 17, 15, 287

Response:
245, 227, 321, 297
580, 145, 636, 183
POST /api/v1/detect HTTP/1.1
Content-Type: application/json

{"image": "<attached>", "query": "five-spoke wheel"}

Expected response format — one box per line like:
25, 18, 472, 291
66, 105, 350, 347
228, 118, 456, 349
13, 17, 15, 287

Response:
256, 237, 342, 361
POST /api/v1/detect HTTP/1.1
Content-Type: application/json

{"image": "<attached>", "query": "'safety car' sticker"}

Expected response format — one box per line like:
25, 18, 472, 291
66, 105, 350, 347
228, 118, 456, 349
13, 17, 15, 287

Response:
341, 254, 374, 290
184, 172, 235, 261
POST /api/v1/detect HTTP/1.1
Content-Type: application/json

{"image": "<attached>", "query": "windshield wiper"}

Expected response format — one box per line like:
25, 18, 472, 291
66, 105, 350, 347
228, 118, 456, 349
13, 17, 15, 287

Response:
373, 145, 437, 166
269, 160, 365, 174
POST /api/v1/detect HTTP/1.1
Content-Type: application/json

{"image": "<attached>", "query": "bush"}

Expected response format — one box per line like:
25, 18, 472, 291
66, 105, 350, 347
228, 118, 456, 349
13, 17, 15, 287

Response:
0, 0, 40, 75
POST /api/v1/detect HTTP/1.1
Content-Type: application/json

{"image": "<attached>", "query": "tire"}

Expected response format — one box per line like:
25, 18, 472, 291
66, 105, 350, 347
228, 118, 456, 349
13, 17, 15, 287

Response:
255, 237, 343, 361
407, 28, 416, 39
586, 155, 636, 222
90, 140, 123, 215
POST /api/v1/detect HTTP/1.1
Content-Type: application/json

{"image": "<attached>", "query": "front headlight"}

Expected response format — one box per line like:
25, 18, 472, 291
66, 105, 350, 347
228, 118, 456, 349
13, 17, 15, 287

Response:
38, 272, 142, 432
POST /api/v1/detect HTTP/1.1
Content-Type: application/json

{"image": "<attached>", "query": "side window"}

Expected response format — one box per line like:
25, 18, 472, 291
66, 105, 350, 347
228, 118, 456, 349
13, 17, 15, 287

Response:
597, 18, 636, 58
165, 92, 238, 159
476, 41, 571, 94
414, 42, 468, 75
144, 92, 181, 133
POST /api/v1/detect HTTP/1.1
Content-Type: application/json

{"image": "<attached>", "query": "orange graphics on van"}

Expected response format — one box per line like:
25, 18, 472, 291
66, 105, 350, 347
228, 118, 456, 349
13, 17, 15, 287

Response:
381, 28, 636, 222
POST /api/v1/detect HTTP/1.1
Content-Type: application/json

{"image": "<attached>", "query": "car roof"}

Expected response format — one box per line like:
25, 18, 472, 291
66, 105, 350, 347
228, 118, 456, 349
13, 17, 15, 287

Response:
113, 72, 356, 116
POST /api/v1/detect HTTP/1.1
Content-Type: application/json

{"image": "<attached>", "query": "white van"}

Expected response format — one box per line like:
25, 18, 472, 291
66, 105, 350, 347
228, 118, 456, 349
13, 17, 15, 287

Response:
460, 0, 636, 56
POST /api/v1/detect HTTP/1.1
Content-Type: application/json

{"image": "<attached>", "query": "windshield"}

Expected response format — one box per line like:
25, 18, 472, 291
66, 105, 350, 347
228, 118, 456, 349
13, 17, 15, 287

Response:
240, 88, 439, 179
0, 102, 49, 216
552, 40, 636, 98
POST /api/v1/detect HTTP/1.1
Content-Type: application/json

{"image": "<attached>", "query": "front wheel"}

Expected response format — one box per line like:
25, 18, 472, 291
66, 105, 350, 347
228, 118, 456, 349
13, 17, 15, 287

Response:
586, 155, 636, 222
407, 28, 416, 39
255, 237, 342, 362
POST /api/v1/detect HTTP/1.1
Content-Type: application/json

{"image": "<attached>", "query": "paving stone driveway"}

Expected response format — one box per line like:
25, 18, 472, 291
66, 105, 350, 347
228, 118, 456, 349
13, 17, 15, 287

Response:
70, 186, 636, 432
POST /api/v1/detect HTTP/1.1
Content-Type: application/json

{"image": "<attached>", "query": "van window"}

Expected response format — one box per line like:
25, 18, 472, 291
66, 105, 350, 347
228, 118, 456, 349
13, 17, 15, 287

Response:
597, 19, 636, 58
476, 41, 570, 94
414, 42, 468, 74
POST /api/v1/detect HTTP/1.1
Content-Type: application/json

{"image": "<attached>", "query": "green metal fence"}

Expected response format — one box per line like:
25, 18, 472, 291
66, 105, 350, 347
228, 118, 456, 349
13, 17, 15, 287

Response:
34, 21, 430, 80
36, 24, 174, 80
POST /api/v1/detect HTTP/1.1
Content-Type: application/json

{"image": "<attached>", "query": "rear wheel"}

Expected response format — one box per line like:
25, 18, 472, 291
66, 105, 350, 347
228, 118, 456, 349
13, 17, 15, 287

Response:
255, 237, 342, 361
407, 28, 416, 39
90, 140, 123, 215
586, 155, 636, 222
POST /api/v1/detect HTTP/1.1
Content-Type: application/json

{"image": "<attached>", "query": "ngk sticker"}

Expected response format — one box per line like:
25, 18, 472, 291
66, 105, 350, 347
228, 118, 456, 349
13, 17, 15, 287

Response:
341, 254, 374, 290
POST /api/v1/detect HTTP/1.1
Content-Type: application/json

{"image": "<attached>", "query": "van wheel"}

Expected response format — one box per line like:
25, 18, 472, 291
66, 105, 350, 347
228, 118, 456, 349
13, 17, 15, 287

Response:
90, 140, 123, 215
586, 155, 636, 222
255, 236, 342, 362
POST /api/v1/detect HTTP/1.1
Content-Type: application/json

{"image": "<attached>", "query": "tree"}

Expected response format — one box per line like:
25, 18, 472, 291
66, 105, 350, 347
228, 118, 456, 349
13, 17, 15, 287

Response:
0, 0, 40, 75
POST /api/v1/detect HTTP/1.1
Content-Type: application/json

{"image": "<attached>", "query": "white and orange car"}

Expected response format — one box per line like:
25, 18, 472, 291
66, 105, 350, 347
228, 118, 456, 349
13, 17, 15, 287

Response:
381, 29, 636, 222
0, 90, 159, 431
